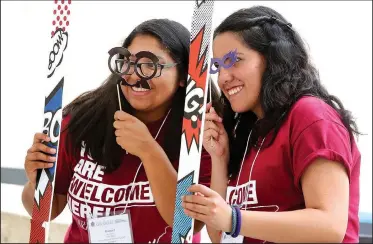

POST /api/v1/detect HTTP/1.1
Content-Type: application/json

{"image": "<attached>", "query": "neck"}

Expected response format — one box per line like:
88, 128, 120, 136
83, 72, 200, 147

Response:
252, 104, 265, 120
134, 103, 171, 124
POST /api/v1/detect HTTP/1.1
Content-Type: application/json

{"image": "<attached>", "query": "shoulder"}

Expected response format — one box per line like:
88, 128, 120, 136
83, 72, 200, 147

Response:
288, 95, 344, 127
285, 95, 347, 136
62, 113, 72, 128
287, 96, 360, 189
59, 113, 74, 148
281, 95, 352, 146
60, 113, 72, 136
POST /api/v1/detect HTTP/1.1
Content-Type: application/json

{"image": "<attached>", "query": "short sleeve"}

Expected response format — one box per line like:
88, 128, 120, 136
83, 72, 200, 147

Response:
198, 148, 212, 187
54, 115, 75, 195
292, 119, 353, 190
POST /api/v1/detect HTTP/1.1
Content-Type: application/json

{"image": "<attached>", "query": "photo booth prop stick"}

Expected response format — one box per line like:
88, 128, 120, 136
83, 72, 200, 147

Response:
171, 0, 215, 243
29, 1, 72, 243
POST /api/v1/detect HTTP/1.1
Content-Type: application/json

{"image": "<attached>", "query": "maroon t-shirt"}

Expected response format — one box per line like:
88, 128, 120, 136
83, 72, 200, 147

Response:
55, 113, 211, 243
225, 96, 360, 243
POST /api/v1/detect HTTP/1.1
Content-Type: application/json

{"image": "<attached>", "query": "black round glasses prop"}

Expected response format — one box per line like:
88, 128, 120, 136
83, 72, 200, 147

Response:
108, 47, 178, 90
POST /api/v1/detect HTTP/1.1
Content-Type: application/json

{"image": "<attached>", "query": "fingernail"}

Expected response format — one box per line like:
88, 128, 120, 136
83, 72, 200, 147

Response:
49, 156, 56, 161
48, 163, 54, 167
50, 148, 56, 153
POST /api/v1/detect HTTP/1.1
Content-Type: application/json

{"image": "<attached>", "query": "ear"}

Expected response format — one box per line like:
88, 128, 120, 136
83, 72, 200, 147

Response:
179, 79, 186, 87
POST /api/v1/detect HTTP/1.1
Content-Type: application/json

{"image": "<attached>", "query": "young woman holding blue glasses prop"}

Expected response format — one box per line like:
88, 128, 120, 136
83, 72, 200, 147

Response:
181, 6, 361, 244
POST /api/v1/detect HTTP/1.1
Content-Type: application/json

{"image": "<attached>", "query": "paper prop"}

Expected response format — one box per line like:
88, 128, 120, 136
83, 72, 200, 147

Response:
108, 47, 177, 90
209, 49, 238, 74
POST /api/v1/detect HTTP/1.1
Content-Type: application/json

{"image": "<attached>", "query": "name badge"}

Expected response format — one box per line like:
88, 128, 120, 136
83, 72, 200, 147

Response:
87, 213, 134, 243
221, 232, 244, 243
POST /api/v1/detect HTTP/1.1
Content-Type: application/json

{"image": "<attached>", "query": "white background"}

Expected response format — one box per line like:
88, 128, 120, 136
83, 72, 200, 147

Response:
1, 1, 372, 242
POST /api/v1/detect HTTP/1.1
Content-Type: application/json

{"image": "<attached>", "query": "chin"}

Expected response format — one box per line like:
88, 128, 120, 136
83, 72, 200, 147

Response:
130, 103, 151, 112
230, 102, 251, 114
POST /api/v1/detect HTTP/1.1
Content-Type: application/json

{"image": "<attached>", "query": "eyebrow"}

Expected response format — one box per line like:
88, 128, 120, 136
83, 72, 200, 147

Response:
129, 53, 164, 60
213, 51, 244, 59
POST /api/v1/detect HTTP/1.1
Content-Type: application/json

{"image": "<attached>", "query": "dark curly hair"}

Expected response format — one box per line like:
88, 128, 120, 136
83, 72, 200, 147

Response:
214, 6, 361, 178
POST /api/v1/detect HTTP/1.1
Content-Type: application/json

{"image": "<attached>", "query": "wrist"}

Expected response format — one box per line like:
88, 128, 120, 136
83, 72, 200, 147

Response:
224, 205, 235, 233
26, 180, 35, 190
211, 157, 229, 179
231, 206, 242, 237
211, 154, 229, 165
224, 205, 242, 237
139, 139, 161, 162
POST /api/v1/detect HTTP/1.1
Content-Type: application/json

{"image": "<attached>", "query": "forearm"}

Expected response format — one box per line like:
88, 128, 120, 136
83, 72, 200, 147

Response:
22, 181, 36, 216
141, 144, 211, 234
140, 143, 178, 227
207, 157, 229, 243
210, 157, 229, 198
239, 208, 346, 243
22, 181, 66, 220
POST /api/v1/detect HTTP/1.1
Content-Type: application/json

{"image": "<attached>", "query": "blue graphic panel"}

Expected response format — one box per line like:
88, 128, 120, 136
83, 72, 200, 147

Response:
42, 78, 64, 181
172, 171, 194, 243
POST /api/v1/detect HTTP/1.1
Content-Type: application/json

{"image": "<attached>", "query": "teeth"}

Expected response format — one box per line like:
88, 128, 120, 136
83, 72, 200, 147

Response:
227, 86, 243, 96
131, 86, 150, 92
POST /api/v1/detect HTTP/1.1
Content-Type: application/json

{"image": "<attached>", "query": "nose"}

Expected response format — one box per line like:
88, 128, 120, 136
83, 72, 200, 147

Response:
217, 67, 233, 88
122, 71, 141, 86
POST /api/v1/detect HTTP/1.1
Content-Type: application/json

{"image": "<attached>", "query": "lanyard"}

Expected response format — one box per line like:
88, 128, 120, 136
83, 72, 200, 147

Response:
231, 129, 265, 209
81, 108, 171, 218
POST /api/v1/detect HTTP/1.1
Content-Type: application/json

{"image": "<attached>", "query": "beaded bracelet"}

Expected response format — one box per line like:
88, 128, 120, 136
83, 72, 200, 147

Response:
225, 205, 237, 235
232, 205, 242, 238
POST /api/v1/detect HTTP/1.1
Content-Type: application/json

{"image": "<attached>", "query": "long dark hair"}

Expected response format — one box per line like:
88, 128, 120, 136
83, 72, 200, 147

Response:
214, 6, 361, 178
62, 19, 219, 172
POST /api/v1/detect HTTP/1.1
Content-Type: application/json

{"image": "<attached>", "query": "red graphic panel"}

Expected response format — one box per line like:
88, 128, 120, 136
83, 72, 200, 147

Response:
29, 182, 53, 243
51, 0, 71, 37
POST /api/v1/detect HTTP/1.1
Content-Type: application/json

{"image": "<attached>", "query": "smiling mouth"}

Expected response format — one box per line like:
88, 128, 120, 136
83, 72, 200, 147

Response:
227, 86, 243, 96
131, 86, 151, 92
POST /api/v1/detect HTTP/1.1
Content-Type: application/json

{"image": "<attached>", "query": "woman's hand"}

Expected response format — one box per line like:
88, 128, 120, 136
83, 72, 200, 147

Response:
24, 133, 56, 188
113, 110, 156, 159
182, 184, 233, 233
203, 103, 229, 163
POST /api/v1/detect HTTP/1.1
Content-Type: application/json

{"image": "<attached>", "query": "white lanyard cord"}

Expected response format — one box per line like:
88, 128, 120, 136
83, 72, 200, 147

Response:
235, 130, 252, 188
232, 129, 265, 209
122, 108, 171, 213
82, 108, 172, 219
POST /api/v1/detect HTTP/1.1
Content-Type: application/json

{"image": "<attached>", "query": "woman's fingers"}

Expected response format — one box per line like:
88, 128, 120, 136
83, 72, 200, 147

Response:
183, 193, 211, 206
183, 208, 207, 223
33, 133, 50, 144
203, 128, 219, 141
205, 112, 222, 123
182, 201, 210, 215
206, 102, 212, 112
25, 159, 54, 171
26, 151, 56, 163
204, 120, 220, 132
28, 142, 56, 155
